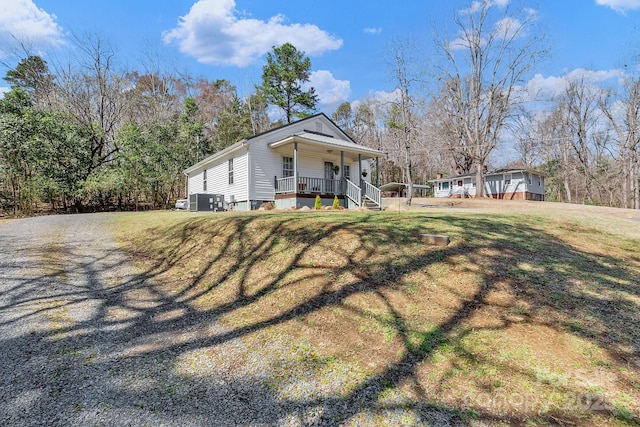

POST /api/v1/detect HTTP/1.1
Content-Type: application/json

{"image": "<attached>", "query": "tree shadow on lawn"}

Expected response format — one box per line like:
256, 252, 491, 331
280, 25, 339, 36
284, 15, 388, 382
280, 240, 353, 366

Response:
0, 212, 638, 426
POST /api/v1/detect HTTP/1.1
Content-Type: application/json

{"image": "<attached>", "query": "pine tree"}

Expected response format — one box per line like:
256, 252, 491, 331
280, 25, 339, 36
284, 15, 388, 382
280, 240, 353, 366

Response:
260, 43, 318, 123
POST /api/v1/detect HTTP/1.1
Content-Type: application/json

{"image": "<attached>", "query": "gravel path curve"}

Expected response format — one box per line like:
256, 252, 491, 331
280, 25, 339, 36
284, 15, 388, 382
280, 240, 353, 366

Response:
0, 213, 461, 427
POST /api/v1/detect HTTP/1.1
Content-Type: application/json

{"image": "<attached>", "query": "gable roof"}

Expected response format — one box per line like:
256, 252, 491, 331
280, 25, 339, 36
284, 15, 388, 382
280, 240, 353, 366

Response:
268, 131, 384, 158
184, 113, 385, 174
245, 112, 354, 143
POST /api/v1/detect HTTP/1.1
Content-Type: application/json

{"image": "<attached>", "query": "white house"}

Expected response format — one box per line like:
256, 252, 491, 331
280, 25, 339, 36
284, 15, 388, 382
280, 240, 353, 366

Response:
430, 168, 546, 201
183, 113, 385, 211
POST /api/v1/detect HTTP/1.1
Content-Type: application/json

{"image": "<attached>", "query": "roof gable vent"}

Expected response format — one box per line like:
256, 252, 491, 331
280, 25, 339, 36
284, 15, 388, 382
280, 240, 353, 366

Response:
315, 122, 323, 133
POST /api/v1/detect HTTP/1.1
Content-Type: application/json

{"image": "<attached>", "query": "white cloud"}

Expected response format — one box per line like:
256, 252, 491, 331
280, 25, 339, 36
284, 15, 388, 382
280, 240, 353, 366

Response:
447, 33, 482, 51
364, 27, 382, 35
461, 0, 510, 15
460, 1, 483, 15
525, 73, 567, 99
0, 86, 9, 98
366, 89, 402, 106
596, 0, 640, 12
525, 68, 624, 100
494, 17, 523, 39
163, 0, 343, 67
307, 70, 350, 104
0, 0, 65, 57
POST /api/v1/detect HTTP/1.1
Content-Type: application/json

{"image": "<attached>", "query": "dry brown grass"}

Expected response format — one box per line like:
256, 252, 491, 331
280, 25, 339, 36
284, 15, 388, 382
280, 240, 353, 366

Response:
114, 200, 640, 426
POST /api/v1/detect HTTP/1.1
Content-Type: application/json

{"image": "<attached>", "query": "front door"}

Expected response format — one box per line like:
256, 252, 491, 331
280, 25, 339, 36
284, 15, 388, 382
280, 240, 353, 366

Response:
324, 162, 334, 193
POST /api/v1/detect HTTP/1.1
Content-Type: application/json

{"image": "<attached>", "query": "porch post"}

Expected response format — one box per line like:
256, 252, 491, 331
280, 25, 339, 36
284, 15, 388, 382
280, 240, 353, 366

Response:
294, 141, 298, 193
375, 157, 380, 187
340, 151, 344, 194
358, 154, 363, 200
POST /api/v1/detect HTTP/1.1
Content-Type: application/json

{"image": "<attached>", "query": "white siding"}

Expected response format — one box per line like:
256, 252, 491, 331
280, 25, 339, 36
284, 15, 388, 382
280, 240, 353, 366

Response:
507, 172, 526, 193
248, 138, 282, 201
187, 114, 374, 207
187, 150, 249, 207
188, 170, 205, 195
433, 171, 546, 198
434, 181, 452, 198
484, 174, 506, 195
528, 173, 545, 195
247, 116, 357, 200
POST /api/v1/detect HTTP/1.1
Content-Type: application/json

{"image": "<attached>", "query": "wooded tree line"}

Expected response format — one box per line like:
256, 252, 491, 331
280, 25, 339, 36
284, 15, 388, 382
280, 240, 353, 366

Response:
0, 37, 273, 214
1, 2, 639, 215
0, 38, 328, 215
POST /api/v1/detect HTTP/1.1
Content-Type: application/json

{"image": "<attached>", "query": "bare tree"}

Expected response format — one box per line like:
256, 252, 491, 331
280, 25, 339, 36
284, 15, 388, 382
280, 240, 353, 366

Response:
53, 34, 128, 177
428, 80, 474, 174
601, 76, 640, 209
557, 77, 610, 203
387, 38, 421, 206
536, 104, 579, 202
511, 108, 542, 168
434, 1, 545, 197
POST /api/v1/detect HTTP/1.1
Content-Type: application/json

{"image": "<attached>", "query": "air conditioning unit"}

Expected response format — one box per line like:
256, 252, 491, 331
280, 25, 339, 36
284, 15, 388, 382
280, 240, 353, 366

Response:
189, 194, 225, 212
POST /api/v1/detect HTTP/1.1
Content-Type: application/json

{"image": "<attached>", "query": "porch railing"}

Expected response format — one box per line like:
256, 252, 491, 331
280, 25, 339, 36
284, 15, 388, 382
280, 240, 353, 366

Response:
275, 176, 295, 193
363, 180, 381, 206
275, 176, 342, 194
275, 176, 381, 209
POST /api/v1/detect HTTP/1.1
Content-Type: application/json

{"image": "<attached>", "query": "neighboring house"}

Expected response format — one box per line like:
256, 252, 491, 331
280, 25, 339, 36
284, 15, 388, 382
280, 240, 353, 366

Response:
430, 168, 546, 201
183, 113, 385, 211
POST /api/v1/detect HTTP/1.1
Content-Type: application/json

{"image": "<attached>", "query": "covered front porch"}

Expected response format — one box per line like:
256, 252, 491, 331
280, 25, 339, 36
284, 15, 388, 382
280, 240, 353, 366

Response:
269, 132, 384, 209
274, 176, 381, 209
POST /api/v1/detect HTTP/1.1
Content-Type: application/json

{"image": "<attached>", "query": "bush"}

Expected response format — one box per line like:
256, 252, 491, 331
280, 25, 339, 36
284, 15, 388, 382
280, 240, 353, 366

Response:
332, 195, 340, 209
314, 195, 322, 210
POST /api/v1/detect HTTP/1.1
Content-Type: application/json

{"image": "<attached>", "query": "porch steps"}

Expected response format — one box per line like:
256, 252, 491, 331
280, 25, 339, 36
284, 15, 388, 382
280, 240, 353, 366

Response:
361, 198, 381, 211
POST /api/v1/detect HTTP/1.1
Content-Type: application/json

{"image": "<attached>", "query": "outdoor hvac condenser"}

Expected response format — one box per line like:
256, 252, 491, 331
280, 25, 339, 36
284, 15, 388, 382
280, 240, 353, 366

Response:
189, 194, 225, 212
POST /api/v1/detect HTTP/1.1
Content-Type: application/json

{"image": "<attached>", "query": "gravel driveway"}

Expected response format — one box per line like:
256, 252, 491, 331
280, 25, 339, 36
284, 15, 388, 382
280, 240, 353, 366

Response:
0, 214, 293, 427
0, 213, 462, 427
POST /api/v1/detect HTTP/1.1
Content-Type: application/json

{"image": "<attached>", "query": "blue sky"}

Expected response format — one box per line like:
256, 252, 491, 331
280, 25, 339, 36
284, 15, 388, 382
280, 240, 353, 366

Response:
2, 0, 640, 114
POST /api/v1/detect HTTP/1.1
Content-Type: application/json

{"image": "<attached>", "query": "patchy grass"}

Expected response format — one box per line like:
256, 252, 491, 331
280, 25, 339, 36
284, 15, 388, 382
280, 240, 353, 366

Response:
113, 202, 640, 426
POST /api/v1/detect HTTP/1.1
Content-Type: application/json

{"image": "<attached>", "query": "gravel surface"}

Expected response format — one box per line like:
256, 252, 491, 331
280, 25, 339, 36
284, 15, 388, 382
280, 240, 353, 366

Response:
0, 213, 461, 427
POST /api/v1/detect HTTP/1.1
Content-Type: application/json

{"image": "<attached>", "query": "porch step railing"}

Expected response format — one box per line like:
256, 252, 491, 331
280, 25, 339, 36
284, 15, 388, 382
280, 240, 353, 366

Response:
363, 180, 381, 206
345, 179, 361, 207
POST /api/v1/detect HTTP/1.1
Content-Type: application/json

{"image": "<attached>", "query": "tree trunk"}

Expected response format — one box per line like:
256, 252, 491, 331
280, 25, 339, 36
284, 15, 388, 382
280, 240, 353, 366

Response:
631, 154, 640, 209
405, 146, 413, 206
622, 155, 630, 209
475, 163, 484, 198
564, 174, 572, 202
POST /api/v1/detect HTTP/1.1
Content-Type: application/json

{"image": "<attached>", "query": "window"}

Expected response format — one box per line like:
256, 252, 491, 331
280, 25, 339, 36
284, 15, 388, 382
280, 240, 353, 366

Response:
457, 180, 463, 187
283, 156, 294, 177
343, 165, 351, 179
203, 169, 207, 191
442, 182, 449, 190
228, 159, 234, 184
504, 174, 512, 185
